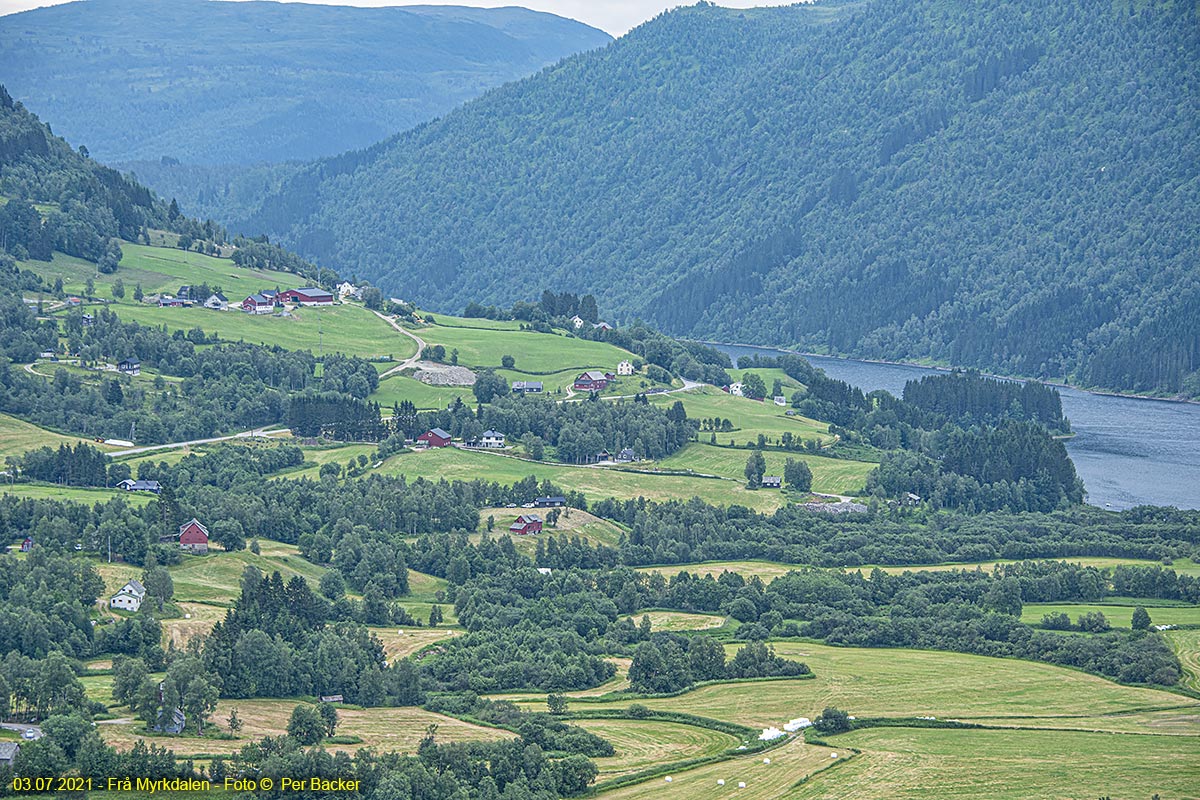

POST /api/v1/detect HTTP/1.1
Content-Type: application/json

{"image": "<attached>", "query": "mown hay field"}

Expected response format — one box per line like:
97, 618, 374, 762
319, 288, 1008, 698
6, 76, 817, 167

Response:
795, 727, 1200, 800
575, 718, 739, 778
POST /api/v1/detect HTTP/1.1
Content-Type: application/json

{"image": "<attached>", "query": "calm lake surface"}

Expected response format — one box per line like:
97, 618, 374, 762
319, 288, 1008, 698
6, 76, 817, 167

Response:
714, 344, 1200, 511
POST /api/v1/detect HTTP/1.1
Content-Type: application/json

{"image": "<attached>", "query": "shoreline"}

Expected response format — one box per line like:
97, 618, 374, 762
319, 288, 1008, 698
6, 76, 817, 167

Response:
698, 340, 1200, 407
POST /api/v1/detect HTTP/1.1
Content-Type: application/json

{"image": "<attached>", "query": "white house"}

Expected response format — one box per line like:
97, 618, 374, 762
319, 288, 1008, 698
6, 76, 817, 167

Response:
728, 382, 745, 397
337, 282, 362, 300
204, 292, 228, 311
774, 395, 787, 406
570, 315, 585, 329
479, 429, 505, 448
110, 579, 147, 612
617, 360, 635, 376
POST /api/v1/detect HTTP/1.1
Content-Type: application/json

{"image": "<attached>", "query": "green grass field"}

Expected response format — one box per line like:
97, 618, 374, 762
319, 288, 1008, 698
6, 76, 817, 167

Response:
656, 443, 876, 496
560, 642, 1196, 732
1, 482, 153, 507
1021, 602, 1200, 629
630, 610, 727, 632
575, 718, 739, 778
803, 727, 1200, 800
407, 318, 635, 373
648, 388, 833, 445
374, 447, 788, 512
371, 374, 476, 410
24, 243, 302, 304
111, 302, 410, 361
167, 541, 330, 604
1168, 629, 1200, 691
0, 410, 110, 461
596, 736, 840, 800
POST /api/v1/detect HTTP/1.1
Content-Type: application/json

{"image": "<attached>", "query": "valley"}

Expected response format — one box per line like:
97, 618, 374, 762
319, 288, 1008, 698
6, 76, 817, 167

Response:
0, 2, 1197, 798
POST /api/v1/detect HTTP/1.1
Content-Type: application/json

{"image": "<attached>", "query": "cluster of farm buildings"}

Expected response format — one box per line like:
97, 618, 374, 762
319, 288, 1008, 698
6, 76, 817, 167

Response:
151, 282, 361, 314
512, 363, 634, 396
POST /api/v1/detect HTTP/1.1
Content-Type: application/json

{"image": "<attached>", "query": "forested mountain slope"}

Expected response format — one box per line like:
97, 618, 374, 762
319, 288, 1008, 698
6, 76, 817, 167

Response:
242, 0, 1199, 398
0, 0, 610, 164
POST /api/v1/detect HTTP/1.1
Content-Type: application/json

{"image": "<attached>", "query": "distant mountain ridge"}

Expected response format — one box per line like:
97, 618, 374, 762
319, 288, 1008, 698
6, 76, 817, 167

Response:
239, 0, 1200, 398
0, 0, 611, 165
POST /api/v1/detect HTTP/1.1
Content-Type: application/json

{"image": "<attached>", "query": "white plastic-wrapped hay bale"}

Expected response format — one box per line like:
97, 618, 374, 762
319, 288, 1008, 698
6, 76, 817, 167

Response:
758, 726, 784, 741
663, 776, 672, 783
738, 782, 747, 789
763, 758, 771, 764
717, 779, 725, 786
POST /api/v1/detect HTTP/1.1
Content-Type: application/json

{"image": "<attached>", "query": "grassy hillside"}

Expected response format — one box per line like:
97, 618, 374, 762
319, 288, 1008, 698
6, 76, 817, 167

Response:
25, 242, 302, 304
0, 411, 110, 461
0, 0, 610, 166
245, 0, 1200, 398
408, 314, 637, 374
112, 301, 409, 361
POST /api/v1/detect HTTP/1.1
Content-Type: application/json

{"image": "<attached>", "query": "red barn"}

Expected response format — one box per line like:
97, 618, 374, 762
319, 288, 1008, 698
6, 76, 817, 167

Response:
178, 519, 209, 554
20, 537, 33, 552
508, 515, 543, 535
417, 428, 452, 448
573, 370, 615, 391
278, 287, 335, 306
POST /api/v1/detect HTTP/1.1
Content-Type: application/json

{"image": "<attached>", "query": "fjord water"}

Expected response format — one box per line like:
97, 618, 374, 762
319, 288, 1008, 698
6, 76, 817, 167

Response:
714, 345, 1200, 511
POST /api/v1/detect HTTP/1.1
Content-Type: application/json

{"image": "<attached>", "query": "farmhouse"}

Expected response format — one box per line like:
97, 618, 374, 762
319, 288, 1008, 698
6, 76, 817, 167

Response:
570, 315, 585, 329
279, 287, 335, 306
727, 382, 745, 397
82, 313, 94, 327
177, 285, 193, 301
617, 360, 635, 376
774, 395, 787, 406
467, 429, 505, 449
417, 428, 452, 448
574, 370, 615, 391
762, 476, 782, 489
534, 496, 566, 508
204, 292, 228, 310
65, 296, 82, 307
116, 479, 162, 494
617, 448, 636, 462
512, 380, 544, 394
118, 357, 141, 376
158, 296, 188, 308
509, 514, 543, 535
593, 321, 613, 332
178, 519, 210, 554
0, 743, 19, 768
110, 579, 146, 612
243, 294, 275, 314
337, 281, 361, 300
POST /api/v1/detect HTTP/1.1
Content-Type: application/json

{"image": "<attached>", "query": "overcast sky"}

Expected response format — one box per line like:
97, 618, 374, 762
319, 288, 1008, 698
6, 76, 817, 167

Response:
0, 0, 797, 35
